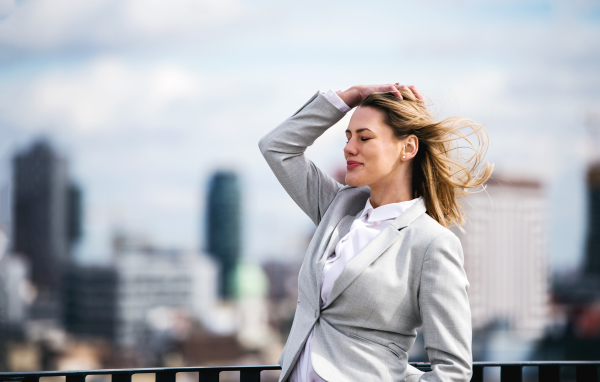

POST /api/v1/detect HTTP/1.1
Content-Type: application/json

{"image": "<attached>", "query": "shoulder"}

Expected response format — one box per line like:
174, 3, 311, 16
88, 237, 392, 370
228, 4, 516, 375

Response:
405, 212, 463, 261
408, 212, 456, 241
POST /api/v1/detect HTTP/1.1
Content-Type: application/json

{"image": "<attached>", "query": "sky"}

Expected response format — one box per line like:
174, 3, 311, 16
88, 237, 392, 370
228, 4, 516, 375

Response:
0, 0, 598, 272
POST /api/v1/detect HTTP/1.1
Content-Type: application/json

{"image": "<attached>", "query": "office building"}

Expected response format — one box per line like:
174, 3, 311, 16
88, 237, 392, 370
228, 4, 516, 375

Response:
0, 254, 32, 326
12, 140, 70, 291
11, 140, 83, 323
117, 250, 219, 346
206, 171, 241, 299
63, 265, 119, 340
67, 183, 83, 247
452, 177, 550, 337
0, 182, 9, 241
584, 163, 600, 277
64, 250, 218, 347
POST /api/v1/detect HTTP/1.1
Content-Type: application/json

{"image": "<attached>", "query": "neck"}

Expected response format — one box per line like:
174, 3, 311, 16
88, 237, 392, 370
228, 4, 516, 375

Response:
368, 165, 413, 209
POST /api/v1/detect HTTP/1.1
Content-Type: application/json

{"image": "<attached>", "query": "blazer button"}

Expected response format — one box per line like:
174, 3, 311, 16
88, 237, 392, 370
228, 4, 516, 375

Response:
297, 300, 300, 304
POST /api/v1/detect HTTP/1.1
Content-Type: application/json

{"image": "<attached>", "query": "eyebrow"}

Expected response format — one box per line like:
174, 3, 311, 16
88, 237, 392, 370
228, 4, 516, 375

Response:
345, 128, 372, 134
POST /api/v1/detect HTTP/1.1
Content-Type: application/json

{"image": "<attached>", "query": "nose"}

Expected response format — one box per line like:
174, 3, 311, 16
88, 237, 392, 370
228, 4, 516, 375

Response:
344, 138, 358, 158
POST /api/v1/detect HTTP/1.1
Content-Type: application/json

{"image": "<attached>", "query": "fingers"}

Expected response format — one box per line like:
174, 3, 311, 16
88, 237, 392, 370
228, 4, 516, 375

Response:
408, 85, 424, 102
393, 83, 408, 99
357, 83, 425, 102
394, 84, 411, 98
394, 84, 424, 102
385, 84, 403, 99
394, 83, 410, 92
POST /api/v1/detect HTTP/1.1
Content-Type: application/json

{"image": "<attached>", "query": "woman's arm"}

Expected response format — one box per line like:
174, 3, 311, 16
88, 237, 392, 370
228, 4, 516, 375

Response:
258, 91, 348, 226
418, 232, 473, 382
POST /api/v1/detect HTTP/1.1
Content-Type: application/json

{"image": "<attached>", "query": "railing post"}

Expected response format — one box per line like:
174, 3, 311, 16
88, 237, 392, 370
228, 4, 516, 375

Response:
112, 374, 132, 382
66, 375, 86, 382
576, 365, 597, 382
500, 365, 521, 382
539, 365, 560, 382
156, 372, 176, 382
198, 370, 219, 382
470, 365, 483, 382
239, 370, 261, 382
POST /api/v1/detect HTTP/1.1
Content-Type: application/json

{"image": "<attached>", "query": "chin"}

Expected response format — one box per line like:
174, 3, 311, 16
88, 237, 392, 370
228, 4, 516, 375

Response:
345, 175, 366, 188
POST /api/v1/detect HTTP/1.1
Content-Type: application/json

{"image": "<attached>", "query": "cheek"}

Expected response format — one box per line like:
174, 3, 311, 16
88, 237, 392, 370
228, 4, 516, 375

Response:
364, 145, 396, 173
380, 143, 401, 167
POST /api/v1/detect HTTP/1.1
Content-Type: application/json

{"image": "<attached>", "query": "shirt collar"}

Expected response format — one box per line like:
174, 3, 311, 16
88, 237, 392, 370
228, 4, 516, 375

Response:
359, 196, 423, 223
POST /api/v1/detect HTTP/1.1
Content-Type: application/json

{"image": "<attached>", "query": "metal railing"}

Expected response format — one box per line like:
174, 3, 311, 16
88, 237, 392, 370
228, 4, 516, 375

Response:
0, 362, 598, 382
468, 362, 600, 382
0, 366, 280, 382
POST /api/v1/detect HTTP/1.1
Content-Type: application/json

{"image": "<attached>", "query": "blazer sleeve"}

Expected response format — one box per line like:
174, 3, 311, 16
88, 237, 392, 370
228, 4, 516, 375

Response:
418, 232, 473, 382
258, 91, 347, 226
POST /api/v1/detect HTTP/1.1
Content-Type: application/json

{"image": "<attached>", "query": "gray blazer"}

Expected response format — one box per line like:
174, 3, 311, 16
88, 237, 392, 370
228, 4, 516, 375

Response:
259, 92, 472, 382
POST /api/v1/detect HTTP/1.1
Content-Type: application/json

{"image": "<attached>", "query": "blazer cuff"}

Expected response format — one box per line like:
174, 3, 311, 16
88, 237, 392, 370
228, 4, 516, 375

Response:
322, 89, 351, 113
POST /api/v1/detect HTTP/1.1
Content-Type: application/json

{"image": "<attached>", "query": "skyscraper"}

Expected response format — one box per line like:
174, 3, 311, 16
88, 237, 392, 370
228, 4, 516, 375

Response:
67, 183, 83, 247
12, 140, 70, 292
584, 163, 600, 277
0, 183, 9, 256
451, 176, 550, 337
205, 171, 241, 299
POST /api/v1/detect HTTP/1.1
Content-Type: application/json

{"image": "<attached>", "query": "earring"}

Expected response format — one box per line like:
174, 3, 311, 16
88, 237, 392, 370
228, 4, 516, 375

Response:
402, 155, 406, 159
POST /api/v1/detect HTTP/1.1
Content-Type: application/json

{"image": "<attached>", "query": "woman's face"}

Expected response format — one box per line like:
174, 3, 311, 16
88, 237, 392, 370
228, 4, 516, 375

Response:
344, 106, 405, 188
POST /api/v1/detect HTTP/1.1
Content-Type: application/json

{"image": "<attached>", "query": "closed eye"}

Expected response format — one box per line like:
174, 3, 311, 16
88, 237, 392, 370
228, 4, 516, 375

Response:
345, 138, 372, 143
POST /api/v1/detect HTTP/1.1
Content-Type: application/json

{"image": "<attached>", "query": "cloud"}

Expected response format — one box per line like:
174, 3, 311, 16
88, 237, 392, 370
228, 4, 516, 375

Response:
0, 0, 16, 20
0, 0, 245, 51
140, 186, 196, 214
0, 56, 203, 132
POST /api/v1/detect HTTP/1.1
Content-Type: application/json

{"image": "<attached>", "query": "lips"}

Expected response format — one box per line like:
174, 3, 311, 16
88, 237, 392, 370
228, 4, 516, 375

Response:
346, 160, 362, 170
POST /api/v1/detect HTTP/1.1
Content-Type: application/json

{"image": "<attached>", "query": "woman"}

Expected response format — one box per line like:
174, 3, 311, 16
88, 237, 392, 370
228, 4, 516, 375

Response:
259, 84, 493, 382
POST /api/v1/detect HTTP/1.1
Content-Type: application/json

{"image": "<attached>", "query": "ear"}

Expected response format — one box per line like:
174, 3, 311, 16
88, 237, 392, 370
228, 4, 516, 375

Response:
403, 135, 419, 161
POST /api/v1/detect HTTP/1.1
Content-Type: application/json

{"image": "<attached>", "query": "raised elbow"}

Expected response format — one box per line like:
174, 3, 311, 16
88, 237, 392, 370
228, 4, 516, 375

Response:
258, 134, 272, 156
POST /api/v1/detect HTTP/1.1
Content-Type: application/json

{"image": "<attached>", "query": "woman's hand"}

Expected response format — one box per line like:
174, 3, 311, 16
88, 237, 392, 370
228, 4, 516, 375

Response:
337, 84, 424, 109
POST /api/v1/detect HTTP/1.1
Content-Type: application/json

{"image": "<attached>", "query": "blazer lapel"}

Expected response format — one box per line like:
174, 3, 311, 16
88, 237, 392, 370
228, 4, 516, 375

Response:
315, 213, 357, 292
321, 198, 427, 309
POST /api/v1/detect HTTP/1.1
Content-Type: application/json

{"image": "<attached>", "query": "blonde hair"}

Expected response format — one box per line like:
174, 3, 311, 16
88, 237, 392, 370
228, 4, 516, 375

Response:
360, 90, 494, 228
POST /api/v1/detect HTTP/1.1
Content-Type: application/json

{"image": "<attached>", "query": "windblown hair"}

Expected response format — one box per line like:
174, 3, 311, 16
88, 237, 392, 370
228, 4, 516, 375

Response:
360, 91, 494, 229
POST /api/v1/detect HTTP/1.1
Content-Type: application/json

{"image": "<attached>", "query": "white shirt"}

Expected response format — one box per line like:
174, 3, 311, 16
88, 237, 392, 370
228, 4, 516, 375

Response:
289, 92, 422, 381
